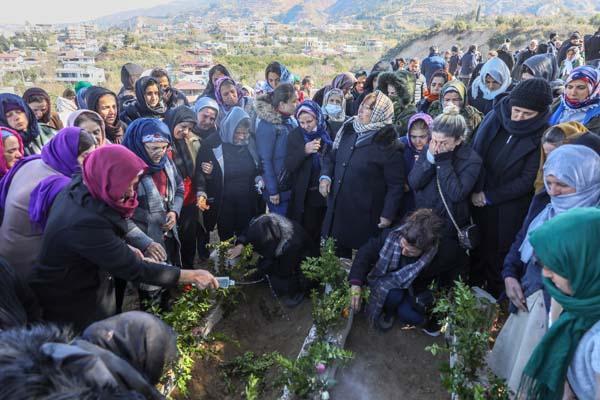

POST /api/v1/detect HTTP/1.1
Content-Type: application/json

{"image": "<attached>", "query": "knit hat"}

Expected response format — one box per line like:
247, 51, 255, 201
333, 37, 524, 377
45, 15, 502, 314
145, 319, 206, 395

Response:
509, 78, 552, 112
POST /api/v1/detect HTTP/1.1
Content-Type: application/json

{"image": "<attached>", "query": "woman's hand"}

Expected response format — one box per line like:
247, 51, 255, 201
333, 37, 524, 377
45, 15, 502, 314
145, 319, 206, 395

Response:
227, 244, 244, 259
179, 269, 219, 289
197, 195, 210, 211
145, 242, 167, 262
319, 179, 331, 198
128, 244, 144, 261
378, 217, 392, 229
505, 277, 527, 312
304, 139, 321, 155
162, 211, 177, 232
471, 192, 486, 207
269, 194, 280, 205
350, 285, 362, 312
201, 161, 213, 175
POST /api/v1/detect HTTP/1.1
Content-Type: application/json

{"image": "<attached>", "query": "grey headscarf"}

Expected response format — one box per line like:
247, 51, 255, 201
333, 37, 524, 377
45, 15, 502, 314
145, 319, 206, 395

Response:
519, 144, 600, 263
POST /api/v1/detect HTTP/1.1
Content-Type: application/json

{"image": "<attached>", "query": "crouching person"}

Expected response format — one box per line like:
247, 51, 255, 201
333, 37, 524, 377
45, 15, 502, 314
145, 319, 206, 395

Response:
228, 213, 319, 307
348, 209, 444, 332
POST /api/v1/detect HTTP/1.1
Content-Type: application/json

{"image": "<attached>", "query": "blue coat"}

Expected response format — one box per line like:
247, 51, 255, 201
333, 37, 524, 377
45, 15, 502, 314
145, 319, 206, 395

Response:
421, 53, 446, 84
254, 94, 297, 198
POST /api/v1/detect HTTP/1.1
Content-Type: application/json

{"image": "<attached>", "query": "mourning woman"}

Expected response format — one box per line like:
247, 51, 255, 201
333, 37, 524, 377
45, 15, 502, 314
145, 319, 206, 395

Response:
285, 100, 332, 243
23, 87, 64, 131
214, 76, 255, 126
0, 128, 96, 280
195, 107, 261, 242
28, 145, 217, 331
119, 77, 167, 125
0, 93, 54, 155
67, 109, 106, 146
85, 85, 128, 144
320, 90, 404, 257
0, 127, 24, 179
122, 118, 184, 309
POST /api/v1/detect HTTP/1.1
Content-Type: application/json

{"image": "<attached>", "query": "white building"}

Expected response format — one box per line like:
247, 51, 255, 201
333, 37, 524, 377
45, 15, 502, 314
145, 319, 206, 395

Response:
56, 65, 105, 85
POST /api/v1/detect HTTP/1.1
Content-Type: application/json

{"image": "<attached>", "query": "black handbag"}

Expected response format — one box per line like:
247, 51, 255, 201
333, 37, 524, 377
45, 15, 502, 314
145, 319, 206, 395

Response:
436, 175, 480, 250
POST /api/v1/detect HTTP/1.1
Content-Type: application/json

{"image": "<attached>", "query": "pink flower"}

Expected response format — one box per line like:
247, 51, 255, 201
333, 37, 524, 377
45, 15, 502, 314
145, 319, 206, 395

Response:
315, 363, 326, 374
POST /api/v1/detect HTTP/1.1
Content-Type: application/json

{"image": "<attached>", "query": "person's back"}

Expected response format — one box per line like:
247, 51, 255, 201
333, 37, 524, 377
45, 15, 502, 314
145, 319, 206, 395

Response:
0, 159, 59, 281
585, 30, 600, 63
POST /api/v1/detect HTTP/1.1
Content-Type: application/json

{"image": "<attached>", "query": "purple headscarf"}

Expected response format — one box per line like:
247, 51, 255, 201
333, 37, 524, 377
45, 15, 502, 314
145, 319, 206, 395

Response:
214, 76, 243, 111
0, 127, 84, 228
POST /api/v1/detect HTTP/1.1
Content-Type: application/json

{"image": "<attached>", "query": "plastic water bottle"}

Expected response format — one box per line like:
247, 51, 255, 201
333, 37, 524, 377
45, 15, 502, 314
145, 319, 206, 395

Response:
216, 276, 235, 289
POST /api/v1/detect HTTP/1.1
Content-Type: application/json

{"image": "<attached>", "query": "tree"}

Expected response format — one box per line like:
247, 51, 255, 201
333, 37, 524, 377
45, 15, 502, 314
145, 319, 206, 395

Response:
123, 33, 135, 48
0, 35, 9, 52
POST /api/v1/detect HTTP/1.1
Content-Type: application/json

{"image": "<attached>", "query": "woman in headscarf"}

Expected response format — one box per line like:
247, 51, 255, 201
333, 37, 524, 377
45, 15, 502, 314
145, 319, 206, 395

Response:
198, 64, 231, 100
351, 60, 394, 116
22, 87, 64, 131
321, 88, 348, 141
195, 106, 261, 242
254, 83, 299, 216
122, 118, 184, 310
0, 127, 24, 179
417, 70, 450, 114
320, 90, 404, 257
533, 122, 597, 192
0, 93, 54, 155
400, 113, 432, 215
0, 127, 97, 280
519, 54, 559, 83
164, 106, 202, 267
85, 86, 127, 144
28, 145, 217, 331
470, 78, 553, 298
489, 145, 600, 394
468, 57, 512, 115
376, 71, 418, 134
312, 72, 357, 111
119, 77, 167, 125
262, 61, 293, 93
513, 208, 600, 400
427, 80, 483, 143
214, 76, 255, 127
117, 62, 143, 107
549, 66, 600, 133
285, 100, 333, 243
559, 46, 583, 80
56, 88, 78, 127
67, 109, 106, 146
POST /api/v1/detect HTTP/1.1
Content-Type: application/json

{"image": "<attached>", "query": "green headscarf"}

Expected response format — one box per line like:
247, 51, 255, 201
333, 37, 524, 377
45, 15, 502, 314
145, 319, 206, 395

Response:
518, 207, 600, 400
440, 80, 467, 104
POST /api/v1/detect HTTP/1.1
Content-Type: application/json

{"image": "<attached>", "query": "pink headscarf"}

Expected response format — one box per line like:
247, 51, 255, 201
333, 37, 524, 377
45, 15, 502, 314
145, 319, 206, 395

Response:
0, 127, 24, 178
82, 144, 147, 218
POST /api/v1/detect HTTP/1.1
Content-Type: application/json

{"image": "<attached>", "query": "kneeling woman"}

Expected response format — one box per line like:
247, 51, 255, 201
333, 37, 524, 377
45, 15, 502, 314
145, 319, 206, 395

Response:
29, 145, 218, 331
195, 106, 261, 241
348, 209, 444, 331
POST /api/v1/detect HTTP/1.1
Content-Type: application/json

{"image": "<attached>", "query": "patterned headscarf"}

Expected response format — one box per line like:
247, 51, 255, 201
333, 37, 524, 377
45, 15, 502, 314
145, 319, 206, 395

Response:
563, 66, 600, 109
352, 90, 394, 134
214, 76, 243, 111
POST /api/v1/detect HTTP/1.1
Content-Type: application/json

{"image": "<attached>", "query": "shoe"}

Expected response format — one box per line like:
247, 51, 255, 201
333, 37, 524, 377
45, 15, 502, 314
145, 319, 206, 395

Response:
376, 313, 395, 332
281, 292, 305, 308
421, 318, 441, 337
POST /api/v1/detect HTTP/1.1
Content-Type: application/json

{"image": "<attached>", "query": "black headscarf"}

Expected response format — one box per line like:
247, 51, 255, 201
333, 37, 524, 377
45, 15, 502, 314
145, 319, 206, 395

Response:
81, 311, 177, 385
164, 106, 198, 179
134, 77, 167, 117
85, 86, 127, 142
200, 64, 231, 100
120, 63, 143, 91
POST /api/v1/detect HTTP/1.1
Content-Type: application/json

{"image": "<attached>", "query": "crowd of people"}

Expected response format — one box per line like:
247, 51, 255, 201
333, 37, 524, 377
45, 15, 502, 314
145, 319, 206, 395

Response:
0, 28, 600, 399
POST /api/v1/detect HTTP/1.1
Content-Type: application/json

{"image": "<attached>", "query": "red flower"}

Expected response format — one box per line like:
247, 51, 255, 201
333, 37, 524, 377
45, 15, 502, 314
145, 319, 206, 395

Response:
182, 284, 193, 293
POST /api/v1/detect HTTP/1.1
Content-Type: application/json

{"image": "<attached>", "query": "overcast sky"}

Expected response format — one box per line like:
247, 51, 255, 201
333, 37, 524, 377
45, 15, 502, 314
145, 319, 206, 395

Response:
0, 0, 173, 24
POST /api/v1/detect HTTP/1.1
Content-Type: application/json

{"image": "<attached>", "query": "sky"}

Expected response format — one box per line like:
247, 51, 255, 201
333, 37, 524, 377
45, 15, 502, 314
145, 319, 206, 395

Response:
0, 0, 173, 25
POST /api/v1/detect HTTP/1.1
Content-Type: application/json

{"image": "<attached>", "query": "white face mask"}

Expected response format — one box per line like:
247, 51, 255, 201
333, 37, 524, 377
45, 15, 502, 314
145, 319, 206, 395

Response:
324, 104, 342, 115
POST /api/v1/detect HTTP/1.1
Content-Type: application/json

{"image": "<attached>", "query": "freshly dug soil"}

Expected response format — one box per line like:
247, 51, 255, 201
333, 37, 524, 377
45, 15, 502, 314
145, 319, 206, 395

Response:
330, 313, 449, 400
182, 283, 314, 400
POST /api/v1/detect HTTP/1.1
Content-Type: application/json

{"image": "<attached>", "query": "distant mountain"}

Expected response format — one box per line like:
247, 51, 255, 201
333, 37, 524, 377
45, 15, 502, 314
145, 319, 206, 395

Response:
92, 0, 599, 28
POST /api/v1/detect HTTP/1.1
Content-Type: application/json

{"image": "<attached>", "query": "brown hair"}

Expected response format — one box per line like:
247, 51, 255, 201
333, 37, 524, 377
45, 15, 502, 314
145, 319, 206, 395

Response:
400, 209, 444, 250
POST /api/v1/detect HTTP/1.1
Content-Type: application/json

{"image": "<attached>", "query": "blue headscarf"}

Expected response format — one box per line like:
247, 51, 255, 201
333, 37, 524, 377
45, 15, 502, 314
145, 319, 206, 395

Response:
220, 106, 250, 145
264, 62, 293, 93
122, 118, 171, 173
0, 93, 40, 147
294, 100, 333, 168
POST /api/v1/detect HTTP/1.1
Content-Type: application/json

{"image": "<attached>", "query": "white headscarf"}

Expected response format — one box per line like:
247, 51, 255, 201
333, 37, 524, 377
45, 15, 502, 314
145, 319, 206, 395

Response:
471, 57, 512, 101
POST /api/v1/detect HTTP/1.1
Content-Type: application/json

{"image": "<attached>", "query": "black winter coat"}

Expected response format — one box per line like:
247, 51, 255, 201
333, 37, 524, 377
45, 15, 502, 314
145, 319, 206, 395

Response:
194, 133, 261, 232
29, 177, 180, 331
285, 127, 330, 223
408, 144, 482, 237
321, 124, 405, 250
471, 97, 549, 253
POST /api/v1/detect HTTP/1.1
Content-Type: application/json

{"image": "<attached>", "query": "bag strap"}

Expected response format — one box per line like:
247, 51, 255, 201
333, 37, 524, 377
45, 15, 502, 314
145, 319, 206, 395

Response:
436, 174, 461, 235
